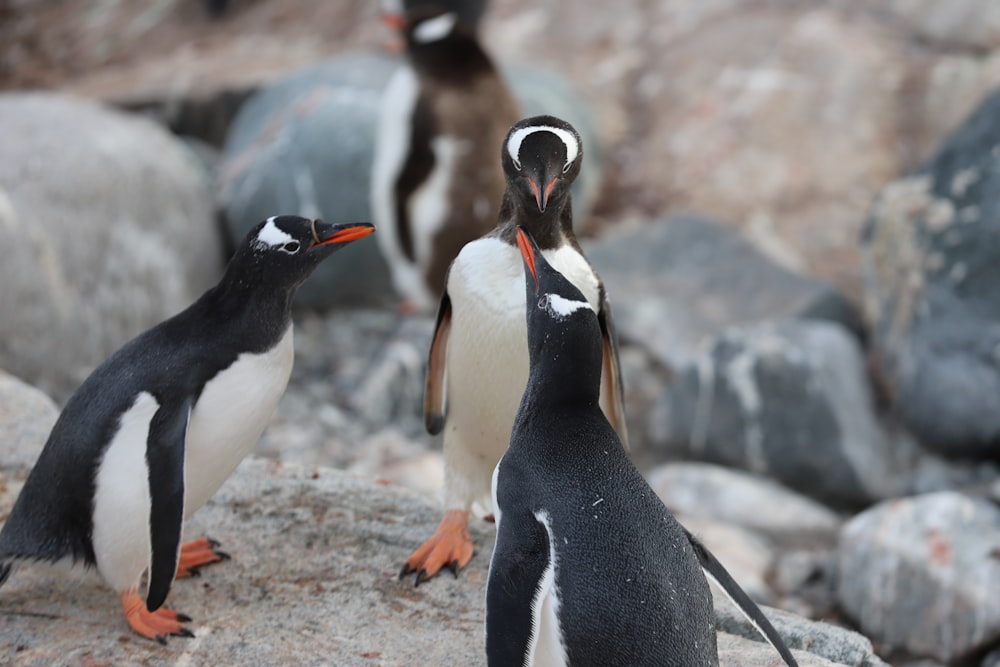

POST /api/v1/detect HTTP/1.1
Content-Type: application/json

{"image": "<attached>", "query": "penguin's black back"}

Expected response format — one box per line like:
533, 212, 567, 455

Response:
495, 408, 718, 666
0, 280, 291, 569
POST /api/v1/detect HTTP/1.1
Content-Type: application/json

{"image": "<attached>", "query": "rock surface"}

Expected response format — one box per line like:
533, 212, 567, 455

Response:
648, 319, 902, 508
836, 491, 1000, 662
649, 462, 842, 544
862, 86, 1000, 459
0, 92, 223, 402
585, 215, 862, 371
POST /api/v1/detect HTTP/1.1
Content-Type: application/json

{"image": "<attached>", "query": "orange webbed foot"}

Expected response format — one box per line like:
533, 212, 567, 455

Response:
400, 509, 474, 586
120, 590, 193, 644
176, 536, 230, 578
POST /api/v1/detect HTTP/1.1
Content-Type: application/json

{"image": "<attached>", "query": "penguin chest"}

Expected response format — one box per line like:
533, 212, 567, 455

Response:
445, 239, 600, 459
182, 327, 295, 515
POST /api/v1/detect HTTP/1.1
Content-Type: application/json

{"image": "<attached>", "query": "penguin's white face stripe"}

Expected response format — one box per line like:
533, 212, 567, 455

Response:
255, 217, 295, 248
541, 293, 593, 320
506, 126, 580, 171
528, 511, 569, 667
91, 391, 159, 594
413, 12, 458, 43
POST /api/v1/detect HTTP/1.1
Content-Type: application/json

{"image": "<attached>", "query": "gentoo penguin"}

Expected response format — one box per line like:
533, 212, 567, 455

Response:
0, 216, 374, 643
400, 115, 628, 584
371, 0, 520, 312
484, 227, 799, 667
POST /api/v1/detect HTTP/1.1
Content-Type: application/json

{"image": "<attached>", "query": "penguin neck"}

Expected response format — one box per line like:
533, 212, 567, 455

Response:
204, 268, 296, 348
500, 193, 577, 251
408, 33, 495, 83
520, 320, 603, 414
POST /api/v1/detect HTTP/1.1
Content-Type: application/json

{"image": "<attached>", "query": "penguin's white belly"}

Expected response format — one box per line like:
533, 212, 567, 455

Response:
183, 327, 295, 515
444, 238, 599, 508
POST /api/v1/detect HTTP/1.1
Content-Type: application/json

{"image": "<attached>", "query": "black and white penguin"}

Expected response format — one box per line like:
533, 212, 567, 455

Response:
371, 0, 520, 312
0, 216, 374, 643
484, 227, 799, 667
400, 115, 628, 584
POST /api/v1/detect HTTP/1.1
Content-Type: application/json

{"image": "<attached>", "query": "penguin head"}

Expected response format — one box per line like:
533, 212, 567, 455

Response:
516, 226, 603, 382
229, 216, 375, 290
502, 116, 583, 216
382, 0, 483, 44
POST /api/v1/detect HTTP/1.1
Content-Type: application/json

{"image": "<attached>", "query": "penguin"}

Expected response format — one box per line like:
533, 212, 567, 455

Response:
371, 0, 520, 312
0, 216, 375, 643
484, 226, 799, 667
400, 115, 628, 584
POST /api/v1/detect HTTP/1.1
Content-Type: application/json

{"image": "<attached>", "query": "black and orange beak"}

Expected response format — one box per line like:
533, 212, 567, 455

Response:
381, 12, 406, 31
312, 221, 376, 248
526, 176, 559, 213
516, 226, 539, 292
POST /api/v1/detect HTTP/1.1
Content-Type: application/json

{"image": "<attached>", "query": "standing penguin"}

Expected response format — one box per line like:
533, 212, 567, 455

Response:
0, 216, 374, 643
400, 115, 628, 584
485, 227, 799, 667
371, 0, 520, 312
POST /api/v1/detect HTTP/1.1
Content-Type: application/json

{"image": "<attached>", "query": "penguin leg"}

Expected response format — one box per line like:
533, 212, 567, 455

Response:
400, 509, 474, 585
176, 537, 231, 578
120, 590, 194, 644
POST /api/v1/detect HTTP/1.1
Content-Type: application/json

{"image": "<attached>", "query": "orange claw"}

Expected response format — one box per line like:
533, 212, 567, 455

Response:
120, 590, 193, 644
400, 509, 474, 586
176, 536, 230, 578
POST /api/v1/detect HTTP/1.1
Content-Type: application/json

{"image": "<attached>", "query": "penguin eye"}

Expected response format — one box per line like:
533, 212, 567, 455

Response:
562, 161, 572, 174
282, 241, 301, 254
513, 158, 522, 171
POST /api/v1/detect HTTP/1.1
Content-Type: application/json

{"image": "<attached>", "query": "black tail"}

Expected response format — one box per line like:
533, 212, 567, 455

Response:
685, 528, 799, 667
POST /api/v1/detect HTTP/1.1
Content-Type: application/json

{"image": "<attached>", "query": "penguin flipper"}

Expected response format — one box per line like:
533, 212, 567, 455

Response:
684, 528, 799, 667
424, 290, 452, 434
145, 399, 192, 612
597, 290, 629, 448
486, 511, 551, 666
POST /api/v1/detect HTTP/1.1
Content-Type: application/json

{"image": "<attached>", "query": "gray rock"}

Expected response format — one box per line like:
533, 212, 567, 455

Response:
718, 631, 858, 667
836, 491, 1000, 662
217, 50, 604, 309
585, 215, 862, 370
716, 597, 889, 667
886, 0, 1000, 51
0, 454, 864, 667
771, 549, 840, 620
0, 92, 223, 402
862, 85, 1000, 459
648, 319, 900, 508
681, 515, 776, 604
649, 462, 842, 544
0, 371, 58, 474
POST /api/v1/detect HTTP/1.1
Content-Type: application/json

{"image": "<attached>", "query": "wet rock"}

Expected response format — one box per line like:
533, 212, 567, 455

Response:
862, 86, 1000, 460
649, 462, 842, 545
0, 92, 223, 402
836, 491, 1000, 662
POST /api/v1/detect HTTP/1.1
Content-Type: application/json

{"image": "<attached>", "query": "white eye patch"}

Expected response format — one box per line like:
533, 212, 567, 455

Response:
506, 125, 580, 171
255, 217, 295, 248
540, 293, 593, 319
414, 12, 457, 43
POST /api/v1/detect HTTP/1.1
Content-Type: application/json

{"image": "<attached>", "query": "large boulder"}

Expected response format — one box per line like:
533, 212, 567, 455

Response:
836, 492, 1000, 663
216, 51, 603, 309
647, 319, 908, 509
585, 214, 861, 370
0, 93, 223, 402
0, 371, 58, 475
862, 86, 1000, 459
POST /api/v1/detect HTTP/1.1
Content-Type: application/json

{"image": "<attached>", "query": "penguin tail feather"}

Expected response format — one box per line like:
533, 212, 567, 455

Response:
0, 560, 12, 588
684, 528, 800, 667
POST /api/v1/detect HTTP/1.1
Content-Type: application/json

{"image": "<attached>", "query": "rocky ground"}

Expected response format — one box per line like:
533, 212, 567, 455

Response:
3, 1, 1000, 665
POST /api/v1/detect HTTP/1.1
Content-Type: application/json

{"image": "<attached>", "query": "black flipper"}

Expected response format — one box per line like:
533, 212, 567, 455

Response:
424, 290, 452, 435
596, 288, 629, 448
485, 510, 551, 666
145, 399, 191, 612
685, 528, 799, 667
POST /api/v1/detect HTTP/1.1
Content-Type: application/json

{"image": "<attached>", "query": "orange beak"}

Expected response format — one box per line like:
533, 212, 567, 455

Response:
316, 223, 376, 246
381, 12, 406, 31
515, 227, 539, 292
527, 177, 559, 212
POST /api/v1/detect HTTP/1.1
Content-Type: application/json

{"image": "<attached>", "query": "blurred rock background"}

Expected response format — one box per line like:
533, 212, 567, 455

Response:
3, 0, 1000, 665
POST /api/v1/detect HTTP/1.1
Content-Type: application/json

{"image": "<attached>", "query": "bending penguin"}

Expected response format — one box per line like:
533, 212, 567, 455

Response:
484, 227, 799, 667
372, 0, 520, 312
0, 216, 374, 643
400, 115, 628, 584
